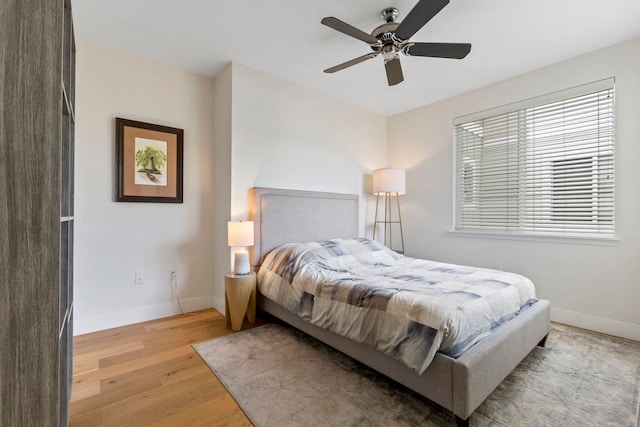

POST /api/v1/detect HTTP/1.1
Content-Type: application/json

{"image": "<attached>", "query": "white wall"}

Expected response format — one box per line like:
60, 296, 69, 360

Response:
210, 65, 233, 313
75, 34, 640, 340
228, 63, 387, 237
387, 38, 640, 340
74, 49, 387, 333
74, 39, 218, 334
207, 62, 388, 313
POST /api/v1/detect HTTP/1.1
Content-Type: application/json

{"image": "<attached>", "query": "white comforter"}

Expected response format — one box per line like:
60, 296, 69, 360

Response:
257, 238, 537, 374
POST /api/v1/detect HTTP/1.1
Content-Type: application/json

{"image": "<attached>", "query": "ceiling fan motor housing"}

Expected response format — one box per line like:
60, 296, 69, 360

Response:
371, 20, 406, 62
371, 22, 399, 42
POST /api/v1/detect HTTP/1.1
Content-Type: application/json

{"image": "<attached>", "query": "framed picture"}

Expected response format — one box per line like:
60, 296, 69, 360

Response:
115, 118, 184, 203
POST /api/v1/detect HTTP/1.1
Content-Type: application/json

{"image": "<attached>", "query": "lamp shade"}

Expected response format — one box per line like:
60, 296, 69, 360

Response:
373, 168, 406, 195
227, 221, 254, 247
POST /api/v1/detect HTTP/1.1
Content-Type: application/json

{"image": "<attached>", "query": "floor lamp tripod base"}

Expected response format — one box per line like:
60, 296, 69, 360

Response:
372, 192, 404, 254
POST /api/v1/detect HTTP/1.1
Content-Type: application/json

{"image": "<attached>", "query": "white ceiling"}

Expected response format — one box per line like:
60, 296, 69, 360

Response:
73, 0, 640, 117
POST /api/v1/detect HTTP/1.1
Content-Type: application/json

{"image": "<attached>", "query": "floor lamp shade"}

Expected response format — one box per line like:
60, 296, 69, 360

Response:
228, 221, 254, 275
373, 168, 406, 195
372, 168, 405, 254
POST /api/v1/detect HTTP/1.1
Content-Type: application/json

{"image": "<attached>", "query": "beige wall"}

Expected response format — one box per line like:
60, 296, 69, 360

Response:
387, 38, 640, 340
228, 63, 388, 239
75, 33, 640, 339
211, 65, 233, 312
74, 46, 387, 332
74, 39, 218, 333
209, 63, 388, 314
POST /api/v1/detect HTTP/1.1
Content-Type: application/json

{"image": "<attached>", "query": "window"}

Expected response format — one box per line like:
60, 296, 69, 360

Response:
454, 79, 615, 238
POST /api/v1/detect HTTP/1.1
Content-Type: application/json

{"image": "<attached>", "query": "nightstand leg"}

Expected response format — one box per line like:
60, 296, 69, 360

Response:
247, 286, 256, 324
224, 293, 231, 326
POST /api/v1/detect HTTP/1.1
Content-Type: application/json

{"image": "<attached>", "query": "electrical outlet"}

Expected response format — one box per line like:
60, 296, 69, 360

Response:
170, 270, 177, 281
135, 272, 144, 285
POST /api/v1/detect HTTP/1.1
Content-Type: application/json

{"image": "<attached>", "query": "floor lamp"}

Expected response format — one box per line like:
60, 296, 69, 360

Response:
372, 168, 405, 254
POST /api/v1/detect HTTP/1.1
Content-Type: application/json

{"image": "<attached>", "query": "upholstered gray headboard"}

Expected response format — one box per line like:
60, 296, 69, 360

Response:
248, 187, 359, 268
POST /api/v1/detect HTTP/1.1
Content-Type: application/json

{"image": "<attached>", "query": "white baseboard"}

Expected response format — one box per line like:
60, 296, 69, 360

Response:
551, 307, 640, 342
74, 294, 221, 335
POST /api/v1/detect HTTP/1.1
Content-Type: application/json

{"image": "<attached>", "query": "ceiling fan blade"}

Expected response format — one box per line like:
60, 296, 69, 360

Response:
395, 0, 449, 41
384, 57, 404, 86
324, 53, 379, 73
404, 42, 471, 59
321, 17, 379, 45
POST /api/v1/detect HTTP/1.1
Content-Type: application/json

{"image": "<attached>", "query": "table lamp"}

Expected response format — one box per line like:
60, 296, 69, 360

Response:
228, 221, 254, 275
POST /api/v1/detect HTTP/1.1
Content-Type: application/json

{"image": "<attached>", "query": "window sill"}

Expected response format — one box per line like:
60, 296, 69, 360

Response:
449, 230, 620, 246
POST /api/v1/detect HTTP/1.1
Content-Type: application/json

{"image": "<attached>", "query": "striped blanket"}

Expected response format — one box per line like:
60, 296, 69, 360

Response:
257, 238, 537, 374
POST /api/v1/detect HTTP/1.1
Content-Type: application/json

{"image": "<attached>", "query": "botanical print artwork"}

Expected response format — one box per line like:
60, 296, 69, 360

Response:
116, 117, 183, 203
134, 137, 168, 186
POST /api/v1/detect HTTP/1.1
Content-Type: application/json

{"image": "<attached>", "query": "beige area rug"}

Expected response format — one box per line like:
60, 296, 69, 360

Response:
193, 322, 640, 427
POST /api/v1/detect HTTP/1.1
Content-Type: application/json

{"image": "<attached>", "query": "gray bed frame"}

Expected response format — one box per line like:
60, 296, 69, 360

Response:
248, 187, 551, 426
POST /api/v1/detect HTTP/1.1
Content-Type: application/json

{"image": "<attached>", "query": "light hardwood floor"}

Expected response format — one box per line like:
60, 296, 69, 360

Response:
70, 309, 267, 426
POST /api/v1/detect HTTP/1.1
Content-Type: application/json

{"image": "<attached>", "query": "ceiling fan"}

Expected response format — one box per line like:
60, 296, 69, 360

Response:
321, 0, 471, 86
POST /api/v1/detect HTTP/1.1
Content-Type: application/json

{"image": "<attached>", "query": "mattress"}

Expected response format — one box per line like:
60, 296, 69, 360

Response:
257, 238, 537, 374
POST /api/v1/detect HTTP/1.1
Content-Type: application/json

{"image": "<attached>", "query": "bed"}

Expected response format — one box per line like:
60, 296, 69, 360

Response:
248, 187, 551, 426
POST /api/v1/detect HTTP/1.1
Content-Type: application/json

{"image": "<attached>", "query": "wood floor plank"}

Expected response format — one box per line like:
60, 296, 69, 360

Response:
159, 356, 212, 386
74, 341, 145, 374
73, 324, 146, 353
71, 371, 162, 416
97, 322, 229, 369
69, 409, 103, 427
146, 394, 252, 427
70, 308, 263, 426
143, 313, 212, 332
198, 309, 226, 321
73, 345, 193, 386
98, 374, 217, 426
70, 380, 101, 403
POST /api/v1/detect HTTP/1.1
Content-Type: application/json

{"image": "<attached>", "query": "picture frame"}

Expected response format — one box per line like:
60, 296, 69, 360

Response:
115, 118, 184, 203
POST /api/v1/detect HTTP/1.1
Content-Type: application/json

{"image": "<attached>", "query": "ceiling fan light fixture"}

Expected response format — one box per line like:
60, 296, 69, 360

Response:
381, 44, 398, 62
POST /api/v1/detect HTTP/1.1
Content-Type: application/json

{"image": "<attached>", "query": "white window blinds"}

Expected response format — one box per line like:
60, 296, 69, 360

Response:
454, 79, 615, 238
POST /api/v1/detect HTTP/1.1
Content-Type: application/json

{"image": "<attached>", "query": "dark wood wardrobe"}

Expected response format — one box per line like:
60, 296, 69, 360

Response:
0, 0, 75, 425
